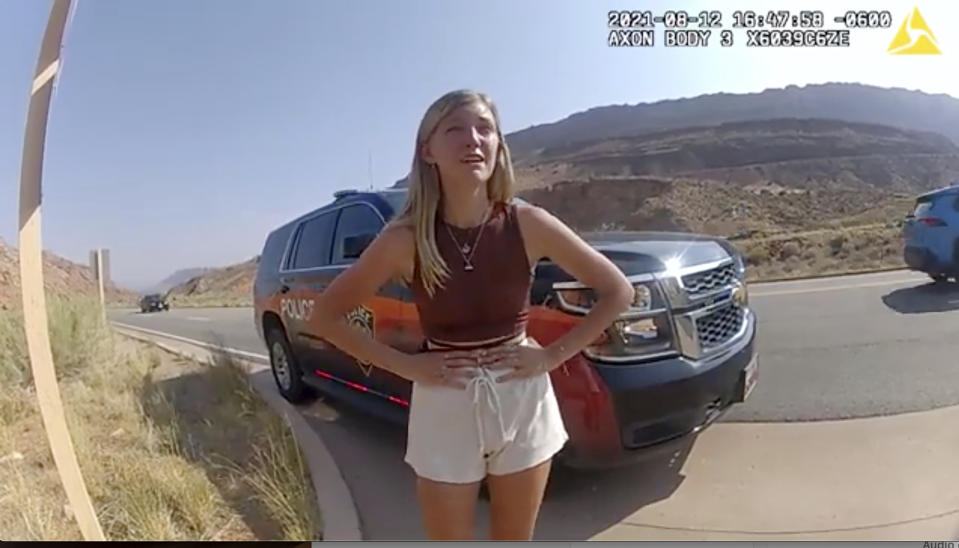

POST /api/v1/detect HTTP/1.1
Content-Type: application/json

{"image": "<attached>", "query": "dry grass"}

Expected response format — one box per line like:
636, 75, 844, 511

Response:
141, 349, 322, 541
733, 225, 906, 281
0, 297, 321, 540
222, 410, 318, 540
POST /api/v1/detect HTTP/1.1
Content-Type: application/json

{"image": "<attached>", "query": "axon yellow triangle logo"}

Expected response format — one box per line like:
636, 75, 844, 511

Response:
888, 7, 941, 54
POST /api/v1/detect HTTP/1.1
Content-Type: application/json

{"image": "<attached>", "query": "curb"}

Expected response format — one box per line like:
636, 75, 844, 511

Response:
112, 325, 363, 541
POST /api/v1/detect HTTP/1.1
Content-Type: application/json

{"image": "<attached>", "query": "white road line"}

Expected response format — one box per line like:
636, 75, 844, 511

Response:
751, 278, 923, 298
111, 321, 269, 362
184, 316, 212, 322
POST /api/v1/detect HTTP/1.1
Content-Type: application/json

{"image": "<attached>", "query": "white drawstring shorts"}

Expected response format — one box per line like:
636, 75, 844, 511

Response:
404, 335, 570, 484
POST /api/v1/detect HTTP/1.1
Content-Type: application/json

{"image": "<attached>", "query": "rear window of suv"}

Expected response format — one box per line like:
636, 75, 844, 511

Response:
913, 198, 934, 217
259, 224, 294, 274
331, 204, 384, 264
289, 212, 337, 270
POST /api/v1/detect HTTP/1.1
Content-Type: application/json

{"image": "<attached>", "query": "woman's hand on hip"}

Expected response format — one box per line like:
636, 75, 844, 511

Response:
479, 345, 558, 383
399, 351, 478, 389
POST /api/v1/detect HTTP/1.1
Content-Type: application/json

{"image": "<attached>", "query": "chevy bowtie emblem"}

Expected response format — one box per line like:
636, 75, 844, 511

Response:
346, 305, 376, 376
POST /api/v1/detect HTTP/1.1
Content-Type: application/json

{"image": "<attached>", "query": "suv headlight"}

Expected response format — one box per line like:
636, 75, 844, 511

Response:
552, 281, 678, 362
732, 251, 747, 278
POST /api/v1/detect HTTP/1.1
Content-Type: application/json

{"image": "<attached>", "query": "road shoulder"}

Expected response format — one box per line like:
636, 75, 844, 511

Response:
596, 404, 959, 539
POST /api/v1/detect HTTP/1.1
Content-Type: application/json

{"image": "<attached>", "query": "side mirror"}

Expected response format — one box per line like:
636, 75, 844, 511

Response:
343, 232, 376, 259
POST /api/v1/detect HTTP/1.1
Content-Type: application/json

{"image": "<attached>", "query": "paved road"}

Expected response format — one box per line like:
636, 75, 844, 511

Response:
726, 269, 959, 421
111, 269, 959, 422
110, 270, 959, 540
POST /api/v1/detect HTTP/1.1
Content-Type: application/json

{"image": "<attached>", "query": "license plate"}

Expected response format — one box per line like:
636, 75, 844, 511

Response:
742, 354, 759, 400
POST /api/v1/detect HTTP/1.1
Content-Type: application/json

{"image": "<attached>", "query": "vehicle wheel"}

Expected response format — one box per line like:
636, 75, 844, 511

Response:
954, 240, 959, 280
930, 273, 949, 284
265, 327, 313, 403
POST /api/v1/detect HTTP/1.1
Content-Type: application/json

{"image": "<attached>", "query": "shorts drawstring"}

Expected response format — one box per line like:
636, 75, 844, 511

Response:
407, 333, 569, 483
426, 333, 534, 459
467, 366, 511, 459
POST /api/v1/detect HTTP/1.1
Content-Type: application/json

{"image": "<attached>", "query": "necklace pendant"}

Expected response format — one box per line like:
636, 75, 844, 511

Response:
462, 244, 470, 254
464, 263, 474, 272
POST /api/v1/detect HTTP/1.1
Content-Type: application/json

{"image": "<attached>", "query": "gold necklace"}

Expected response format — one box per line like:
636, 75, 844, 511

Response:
444, 205, 492, 272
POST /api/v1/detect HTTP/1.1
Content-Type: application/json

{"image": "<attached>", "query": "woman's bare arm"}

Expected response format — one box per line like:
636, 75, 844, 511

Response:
517, 204, 634, 367
308, 225, 420, 377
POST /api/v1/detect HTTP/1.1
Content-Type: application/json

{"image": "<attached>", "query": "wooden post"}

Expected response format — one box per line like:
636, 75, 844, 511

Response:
18, 0, 105, 540
96, 248, 106, 323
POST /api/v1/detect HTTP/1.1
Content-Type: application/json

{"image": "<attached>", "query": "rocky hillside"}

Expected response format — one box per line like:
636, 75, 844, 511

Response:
163, 256, 258, 307
513, 118, 959, 237
146, 267, 213, 294
179, 83, 958, 302
0, 237, 138, 310
506, 82, 959, 156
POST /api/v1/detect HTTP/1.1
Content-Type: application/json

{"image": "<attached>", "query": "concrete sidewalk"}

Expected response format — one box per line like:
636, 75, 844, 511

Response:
590, 405, 959, 540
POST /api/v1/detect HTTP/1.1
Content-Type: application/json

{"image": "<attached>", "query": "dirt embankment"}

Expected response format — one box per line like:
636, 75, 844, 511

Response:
0, 238, 138, 310
0, 298, 322, 540
164, 257, 258, 308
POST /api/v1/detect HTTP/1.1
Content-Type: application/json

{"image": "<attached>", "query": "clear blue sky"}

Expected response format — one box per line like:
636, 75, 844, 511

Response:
2, 0, 956, 290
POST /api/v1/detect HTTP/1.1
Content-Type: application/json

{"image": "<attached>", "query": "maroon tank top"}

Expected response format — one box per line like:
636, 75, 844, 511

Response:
410, 202, 534, 345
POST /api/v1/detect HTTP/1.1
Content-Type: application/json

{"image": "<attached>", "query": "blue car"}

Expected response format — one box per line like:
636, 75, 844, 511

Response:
903, 184, 959, 282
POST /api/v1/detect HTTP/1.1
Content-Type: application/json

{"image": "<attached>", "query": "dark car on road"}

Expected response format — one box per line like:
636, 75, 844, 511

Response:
253, 188, 759, 468
139, 293, 169, 313
903, 183, 959, 283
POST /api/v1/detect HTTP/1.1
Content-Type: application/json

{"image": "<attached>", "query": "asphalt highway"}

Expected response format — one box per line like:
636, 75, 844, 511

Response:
109, 269, 959, 422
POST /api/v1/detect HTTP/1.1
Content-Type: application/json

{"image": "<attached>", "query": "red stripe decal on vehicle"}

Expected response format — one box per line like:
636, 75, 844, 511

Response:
314, 369, 409, 406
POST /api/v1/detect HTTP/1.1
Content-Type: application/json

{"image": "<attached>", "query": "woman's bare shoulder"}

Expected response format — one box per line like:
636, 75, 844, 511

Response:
513, 202, 565, 260
381, 220, 415, 243
378, 221, 416, 280
514, 200, 595, 254
514, 201, 565, 238
374, 223, 415, 259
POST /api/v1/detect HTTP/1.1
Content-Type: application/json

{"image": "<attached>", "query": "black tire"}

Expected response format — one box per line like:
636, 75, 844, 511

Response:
954, 240, 959, 280
265, 326, 313, 403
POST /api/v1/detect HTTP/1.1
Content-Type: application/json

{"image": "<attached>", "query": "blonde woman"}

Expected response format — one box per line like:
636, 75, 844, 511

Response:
311, 89, 633, 540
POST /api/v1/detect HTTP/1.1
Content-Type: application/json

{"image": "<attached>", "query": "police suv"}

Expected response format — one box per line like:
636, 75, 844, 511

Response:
253, 188, 759, 468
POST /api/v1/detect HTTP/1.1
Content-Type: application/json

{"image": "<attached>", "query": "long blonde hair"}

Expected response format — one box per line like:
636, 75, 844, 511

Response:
390, 89, 518, 297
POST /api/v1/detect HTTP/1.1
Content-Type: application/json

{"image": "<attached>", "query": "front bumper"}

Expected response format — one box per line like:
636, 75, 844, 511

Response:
557, 309, 757, 469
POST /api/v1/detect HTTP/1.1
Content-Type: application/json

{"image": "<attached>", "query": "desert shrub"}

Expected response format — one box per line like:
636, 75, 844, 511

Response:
0, 297, 115, 388
828, 234, 846, 255
779, 241, 801, 260
744, 245, 769, 266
